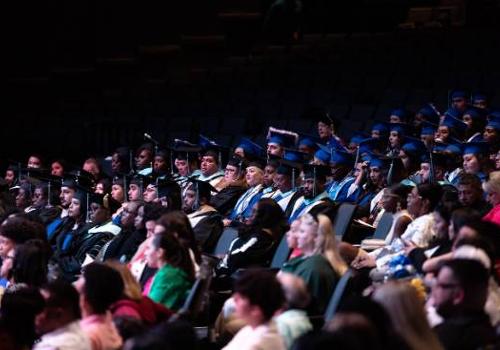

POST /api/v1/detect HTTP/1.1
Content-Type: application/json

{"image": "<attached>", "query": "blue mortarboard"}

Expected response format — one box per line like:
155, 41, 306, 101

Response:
418, 104, 440, 125
472, 92, 487, 103
326, 136, 348, 152
199, 135, 223, 151
371, 122, 389, 134
237, 138, 264, 158
420, 121, 437, 136
359, 138, 384, 155
314, 148, 331, 164
445, 143, 463, 155
486, 114, 500, 131
450, 90, 468, 100
433, 142, 448, 153
401, 137, 427, 156
298, 133, 321, 149
440, 114, 467, 132
330, 149, 354, 167
390, 108, 408, 120
487, 110, 500, 121
463, 107, 486, 121
349, 132, 369, 145
267, 127, 298, 148
389, 122, 409, 136
368, 155, 390, 169
462, 142, 490, 156
444, 107, 464, 120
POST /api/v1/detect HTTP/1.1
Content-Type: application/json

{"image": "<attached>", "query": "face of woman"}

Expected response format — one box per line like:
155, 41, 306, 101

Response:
246, 167, 263, 187
483, 126, 498, 143
436, 126, 450, 142
111, 184, 125, 203
27, 156, 42, 169
389, 131, 401, 148
486, 189, 500, 207
0, 236, 15, 259
51, 162, 64, 177
134, 206, 144, 230
286, 220, 301, 249
462, 154, 480, 174
15, 188, 30, 209
145, 238, 160, 268
296, 221, 317, 253
68, 198, 82, 219
224, 165, 239, 182
153, 156, 167, 173
433, 211, 448, 240
0, 248, 14, 279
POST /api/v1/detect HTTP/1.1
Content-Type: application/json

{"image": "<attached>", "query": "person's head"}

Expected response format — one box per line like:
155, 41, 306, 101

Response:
68, 195, 86, 222
83, 158, 101, 180
174, 155, 195, 177
302, 165, 327, 199
59, 182, 76, 209
274, 171, 292, 193
388, 130, 402, 149
263, 163, 278, 187
248, 198, 285, 234
32, 184, 48, 208
432, 258, 489, 317
233, 269, 285, 326
11, 240, 49, 287
373, 281, 442, 350
200, 151, 219, 177
277, 272, 310, 310
142, 203, 169, 237
50, 159, 66, 177
35, 280, 81, 336
15, 183, 32, 209
381, 184, 411, 213
0, 216, 39, 259
145, 231, 194, 281
454, 220, 500, 251
112, 147, 130, 174
462, 153, 482, 175
95, 178, 111, 195
285, 219, 301, 250
483, 171, 500, 207
143, 184, 158, 203
153, 150, 169, 174
450, 91, 468, 112
75, 262, 124, 315
90, 194, 120, 225
223, 158, 244, 183
407, 183, 442, 217
135, 144, 154, 170
245, 164, 264, 187
483, 124, 499, 143
27, 154, 43, 169
128, 182, 142, 202
111, 179, 126, 203
105, 261, 142, 302
448, 208, 481, 243
433, 202, 459, 241
267, 140, 285, 157
457, 173, 483, 206
120, 201, 141, 229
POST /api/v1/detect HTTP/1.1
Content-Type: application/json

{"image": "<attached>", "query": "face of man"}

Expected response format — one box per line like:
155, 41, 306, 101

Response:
483, 126, 498, 143
267, 143, 283, 157
32, 188, 45, 207
60, 187, 75, 208
153, 156, 167, 173
432, 266, 462, 318
451, 97, 467, 112
83, 161, 99, 178
111, 153, 122, 173
419, 163, 431, 183
200, 156, 218, 177
458, 184, 481, 206
175, 159, 190, 177
317, 121, 333, 140
406, 187, 423, 217
274, 173, 291, 192
302, 178, 317, 199
183, 189, 196, 213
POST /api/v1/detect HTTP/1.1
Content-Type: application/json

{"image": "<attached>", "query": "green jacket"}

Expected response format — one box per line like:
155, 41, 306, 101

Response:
148, 264, 192, 311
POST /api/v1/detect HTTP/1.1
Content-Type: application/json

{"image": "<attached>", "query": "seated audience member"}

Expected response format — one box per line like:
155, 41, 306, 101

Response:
216, 198, 287, 279
483, 171, 500, 225
432, 259, 496, 350
211, 157, 248, 216
0, 215, 41, 260
457, 173, 491, 216
144, 233, 194, 311
34, 280, 91, 350
286, 219, 302, 260
223, 270, 286, 350
10, 239, 49, 288
106, 261, 172, 325
0, 286, 45, 349
280, 213, 347, 314
372, 282, 443, 350
75, 262, 124, 350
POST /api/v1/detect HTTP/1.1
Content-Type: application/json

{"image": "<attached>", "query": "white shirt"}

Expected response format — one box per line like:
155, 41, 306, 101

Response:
401, 213, 435, 247
34, 320, 92, 350
223, 322, 286, 350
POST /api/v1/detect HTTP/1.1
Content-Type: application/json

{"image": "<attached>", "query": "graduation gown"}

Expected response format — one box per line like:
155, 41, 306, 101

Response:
211, 184, 247, 216
188, 206, 223, 253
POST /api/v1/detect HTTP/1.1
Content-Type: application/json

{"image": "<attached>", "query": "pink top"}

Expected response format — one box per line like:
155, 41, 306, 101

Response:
483, 204, 500, 226
80, 312, 122, 350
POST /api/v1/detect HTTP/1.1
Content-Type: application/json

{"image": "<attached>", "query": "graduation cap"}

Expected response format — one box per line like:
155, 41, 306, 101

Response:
236, 138, 265, 160
444, 142, 463, 156
440, 114, 467, 133
472, 92, 488, 103
284, 149, 308, 163
401, 137, 427, 157
246, 157, 266, 171
155, 178, 181, 199
487, 110, 500, 121
349, 132, 369, 145
388, 122, 410, 136
450, 89, 469, 101
330, 149, 354, 167
443, 107, 464, 120
420, 152, 448, 168
314, 146, 331, 164
420, 121, 437, 136
463, 107, 487, 122
486, 114, 500, 131
371, 122, 389, 135
297, 133, 321, 153
186, 178, 218, 209
368, 155, 391, 169
358, 138, 384, 155
66, 169, 95, 189
199, 135, 227, 169
303, 164, 330, 184
417, 104, 440, 125
90, 193, 122, 214
72, 184, 94, 223
267, 127, 298, 148
462, 142, 490, 156
389, 108, 409, 122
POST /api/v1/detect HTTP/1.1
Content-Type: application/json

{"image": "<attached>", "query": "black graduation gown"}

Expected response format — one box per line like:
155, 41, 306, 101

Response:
210, 185, 247, 217
189, 210, 224, 253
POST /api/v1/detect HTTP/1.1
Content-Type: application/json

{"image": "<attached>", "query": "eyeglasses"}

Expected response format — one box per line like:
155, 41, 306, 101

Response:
435, 281, 460, 289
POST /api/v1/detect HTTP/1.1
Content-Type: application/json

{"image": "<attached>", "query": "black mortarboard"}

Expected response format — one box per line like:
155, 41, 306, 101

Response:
303, 164, 330, 181
90, 193, 122, 214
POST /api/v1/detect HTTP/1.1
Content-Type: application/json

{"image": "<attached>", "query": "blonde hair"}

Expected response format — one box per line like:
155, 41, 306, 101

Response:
483, 171, 500, 195
372, 281, 443, 350
105, 260, 142, 301
301, 213, 348, 276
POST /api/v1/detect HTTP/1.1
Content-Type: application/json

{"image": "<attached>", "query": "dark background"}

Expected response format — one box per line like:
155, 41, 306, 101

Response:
2, 0, 499, 168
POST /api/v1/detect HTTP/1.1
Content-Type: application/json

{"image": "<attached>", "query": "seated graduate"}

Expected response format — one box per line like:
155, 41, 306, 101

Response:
171, 141, 201, 191
270, 159, 302, 217
211, 156, 248, 216
197, 137, 225, 188
216, 198, 287, 278
225, 159, 266, 226
183, 178, 223, 253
